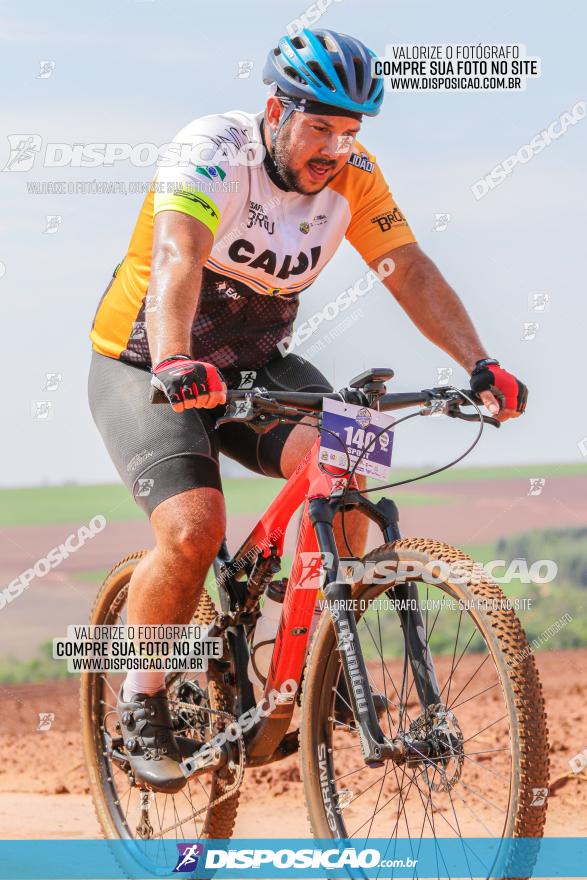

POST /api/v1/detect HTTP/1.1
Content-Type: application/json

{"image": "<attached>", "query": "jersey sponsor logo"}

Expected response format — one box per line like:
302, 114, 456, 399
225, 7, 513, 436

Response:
195, 164, 226, 181
246, 200, 275, 234
208, 126, 251, 151
227, 238, 322, 280
215, 279, 239, 299
299, 214, 328, 234
348, 152, 375, 173
371, 207, 407, 232
173, 189, 219, 220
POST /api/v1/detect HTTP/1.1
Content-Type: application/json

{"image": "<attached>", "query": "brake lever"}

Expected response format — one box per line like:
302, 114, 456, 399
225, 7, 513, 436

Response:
453, 388, 501, 427
215, 397, 257, 428
449, 410, 501, 428
215, 394, 303, 434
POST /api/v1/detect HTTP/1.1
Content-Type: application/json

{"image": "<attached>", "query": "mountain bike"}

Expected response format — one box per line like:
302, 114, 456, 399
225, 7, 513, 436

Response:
80, 367, 549, 878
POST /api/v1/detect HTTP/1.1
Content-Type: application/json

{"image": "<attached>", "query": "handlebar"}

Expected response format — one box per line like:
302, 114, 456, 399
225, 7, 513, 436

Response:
149, 383, 501, 428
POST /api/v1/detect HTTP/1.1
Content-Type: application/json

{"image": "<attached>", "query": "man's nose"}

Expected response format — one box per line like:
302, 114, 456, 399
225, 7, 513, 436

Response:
319, 134, 340, 159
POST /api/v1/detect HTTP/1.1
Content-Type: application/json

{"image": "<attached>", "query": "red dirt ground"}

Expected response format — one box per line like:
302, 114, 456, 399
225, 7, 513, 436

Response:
0, 649, 585, 840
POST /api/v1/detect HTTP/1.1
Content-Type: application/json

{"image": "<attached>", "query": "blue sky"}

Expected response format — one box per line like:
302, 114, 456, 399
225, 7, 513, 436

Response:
0, 0, 585, 485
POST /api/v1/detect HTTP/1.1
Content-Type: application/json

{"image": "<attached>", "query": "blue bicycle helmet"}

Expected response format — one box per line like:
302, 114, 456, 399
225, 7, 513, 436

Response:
263, 28, 384, 119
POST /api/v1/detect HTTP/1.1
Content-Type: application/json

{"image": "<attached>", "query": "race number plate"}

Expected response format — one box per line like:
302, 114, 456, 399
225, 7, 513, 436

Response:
319, 399, 395, 480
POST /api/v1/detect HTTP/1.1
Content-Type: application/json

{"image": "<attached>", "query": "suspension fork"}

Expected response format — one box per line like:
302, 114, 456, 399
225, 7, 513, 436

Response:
379, 507, 442, 711
391, 582, 442, 710
308, 494, 441, 765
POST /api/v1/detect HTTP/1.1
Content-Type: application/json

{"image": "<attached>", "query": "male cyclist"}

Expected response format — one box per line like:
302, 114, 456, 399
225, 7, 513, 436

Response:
89, 28, 527, 793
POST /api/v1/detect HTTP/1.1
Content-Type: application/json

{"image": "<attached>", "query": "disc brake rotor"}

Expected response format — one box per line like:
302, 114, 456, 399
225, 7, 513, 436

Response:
408, 703, 464, 792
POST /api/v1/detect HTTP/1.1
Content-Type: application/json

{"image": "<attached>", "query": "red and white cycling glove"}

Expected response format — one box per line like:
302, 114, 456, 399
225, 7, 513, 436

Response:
151, 355, 226, 412
469, 358, 528, 420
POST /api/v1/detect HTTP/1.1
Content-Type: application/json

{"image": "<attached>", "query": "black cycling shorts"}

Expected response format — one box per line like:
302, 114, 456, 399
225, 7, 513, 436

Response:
88, 351, 333, 516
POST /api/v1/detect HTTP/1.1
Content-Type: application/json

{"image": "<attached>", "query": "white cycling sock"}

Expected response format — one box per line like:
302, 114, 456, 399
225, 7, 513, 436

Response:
122, 670, 166, 702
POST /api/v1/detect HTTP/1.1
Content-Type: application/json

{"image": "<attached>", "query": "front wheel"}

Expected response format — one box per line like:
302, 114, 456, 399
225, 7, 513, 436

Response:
301, 538, 549, 877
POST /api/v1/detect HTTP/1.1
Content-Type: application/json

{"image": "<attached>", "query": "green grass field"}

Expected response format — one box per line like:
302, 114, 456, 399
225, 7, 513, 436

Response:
4, 527, 586, 682
0, 462, 581, 527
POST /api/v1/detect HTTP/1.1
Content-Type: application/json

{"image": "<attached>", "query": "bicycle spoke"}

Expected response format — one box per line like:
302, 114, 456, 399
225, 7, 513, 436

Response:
400, 601, 442, 716
364, 760, 391, 840
448, 780, 497, 838
438, 627, 479, 702
444, 609, 463, 709
446, 653, 491, 709
444, 775, 475, 880
361, 615, 414, 728
462, 751, 511, 784
449, 680, 499, 711
463, 713, 508, 744
458, 779, 507, 815
348, 767, 416, 838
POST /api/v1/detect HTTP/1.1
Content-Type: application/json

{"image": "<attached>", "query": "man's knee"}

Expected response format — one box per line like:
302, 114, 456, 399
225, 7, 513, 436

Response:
152, 488, 226, 566
280, 420, 319, 479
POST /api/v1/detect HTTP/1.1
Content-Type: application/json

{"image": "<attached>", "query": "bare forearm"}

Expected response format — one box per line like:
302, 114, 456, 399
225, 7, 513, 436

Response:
394, 256, 489, 373
146, 256, 203, 365
147, 213, 214, 366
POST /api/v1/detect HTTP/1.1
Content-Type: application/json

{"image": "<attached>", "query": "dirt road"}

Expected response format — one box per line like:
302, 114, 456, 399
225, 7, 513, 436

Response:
1, 649, 586, 840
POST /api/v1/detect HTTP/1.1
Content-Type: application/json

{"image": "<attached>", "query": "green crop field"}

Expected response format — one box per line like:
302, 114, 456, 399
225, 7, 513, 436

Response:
0, 462, 581, 527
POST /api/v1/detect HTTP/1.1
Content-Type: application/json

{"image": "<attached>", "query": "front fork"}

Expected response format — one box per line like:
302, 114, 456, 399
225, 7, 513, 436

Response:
308, 493, 441, 765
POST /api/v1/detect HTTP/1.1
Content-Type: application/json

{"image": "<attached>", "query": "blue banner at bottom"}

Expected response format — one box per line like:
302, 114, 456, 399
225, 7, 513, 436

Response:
0, 838, 586, 879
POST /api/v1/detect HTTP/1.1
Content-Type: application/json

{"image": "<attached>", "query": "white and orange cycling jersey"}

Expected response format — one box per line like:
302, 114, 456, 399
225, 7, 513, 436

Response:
90, 110, 416, 370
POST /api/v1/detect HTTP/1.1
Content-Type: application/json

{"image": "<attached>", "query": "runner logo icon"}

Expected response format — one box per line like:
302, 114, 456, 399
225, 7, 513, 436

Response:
173, 843, 204, 872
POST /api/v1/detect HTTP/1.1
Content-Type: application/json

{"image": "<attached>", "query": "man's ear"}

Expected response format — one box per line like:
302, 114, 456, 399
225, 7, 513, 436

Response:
265, 96, 284, 139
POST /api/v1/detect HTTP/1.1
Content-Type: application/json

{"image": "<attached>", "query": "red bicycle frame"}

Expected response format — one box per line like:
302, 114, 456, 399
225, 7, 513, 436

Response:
220, 434, 364, 763
214, 387, 441, 766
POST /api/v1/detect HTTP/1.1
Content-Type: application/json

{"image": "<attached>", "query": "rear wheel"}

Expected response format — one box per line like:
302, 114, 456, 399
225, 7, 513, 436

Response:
80, 551, 240, 856
301, 538, 549, 878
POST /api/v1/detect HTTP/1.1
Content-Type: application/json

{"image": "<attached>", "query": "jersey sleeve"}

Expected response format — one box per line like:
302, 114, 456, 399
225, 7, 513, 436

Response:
343, 146, 417, 264
153, 118, 242, 237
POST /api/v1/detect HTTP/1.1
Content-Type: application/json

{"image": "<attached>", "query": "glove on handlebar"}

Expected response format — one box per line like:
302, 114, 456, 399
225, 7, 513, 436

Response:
151, 355, 226, 411
469, 360, 527, 415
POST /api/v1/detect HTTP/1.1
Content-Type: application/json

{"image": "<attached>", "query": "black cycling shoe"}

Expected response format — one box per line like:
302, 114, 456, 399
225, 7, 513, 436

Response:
117, 688, 187, 794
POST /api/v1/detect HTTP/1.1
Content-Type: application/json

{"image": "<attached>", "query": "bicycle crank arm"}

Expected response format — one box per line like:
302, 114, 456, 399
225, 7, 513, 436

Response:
180, 741, 230, 779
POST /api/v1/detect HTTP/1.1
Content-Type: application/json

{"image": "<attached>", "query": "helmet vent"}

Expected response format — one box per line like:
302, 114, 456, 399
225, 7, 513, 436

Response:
283, 65, 307, 86
333, 61, 349, 93
367, 78, 379, 100
307, 60, 335, 91
353, 57, 365, 93
291, 36, 305, 50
